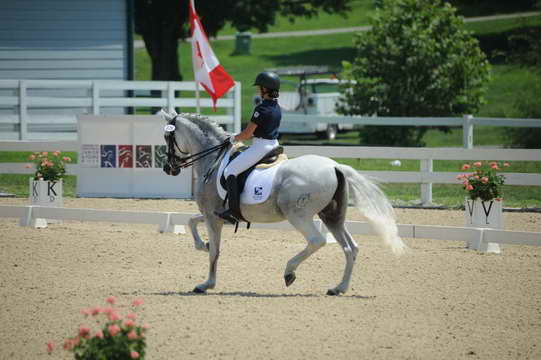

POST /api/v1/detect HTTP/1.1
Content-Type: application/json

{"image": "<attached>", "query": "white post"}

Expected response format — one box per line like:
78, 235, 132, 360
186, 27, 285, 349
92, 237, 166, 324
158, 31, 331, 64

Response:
195, 82, 201, 114
463, 114, 473, 149
420, 158, 433, 205
234, 81, 241, 133
18, 80, 27, 140
92, 81, 100, 115
167, 82, 175, 113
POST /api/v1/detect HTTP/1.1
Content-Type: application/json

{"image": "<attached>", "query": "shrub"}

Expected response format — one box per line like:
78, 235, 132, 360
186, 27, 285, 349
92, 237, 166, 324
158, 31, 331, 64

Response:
339, 0, 491, 146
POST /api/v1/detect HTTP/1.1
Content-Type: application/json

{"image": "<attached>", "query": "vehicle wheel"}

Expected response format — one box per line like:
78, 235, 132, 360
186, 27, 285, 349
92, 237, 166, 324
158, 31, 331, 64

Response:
325, 125, 338, 140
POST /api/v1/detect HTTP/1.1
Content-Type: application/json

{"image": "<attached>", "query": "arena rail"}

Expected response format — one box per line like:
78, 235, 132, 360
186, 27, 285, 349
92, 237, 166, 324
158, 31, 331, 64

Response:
0, 205, 540, 252
1, 142, 540, 205
284, 114, 541, 149
0, 79, 242, 140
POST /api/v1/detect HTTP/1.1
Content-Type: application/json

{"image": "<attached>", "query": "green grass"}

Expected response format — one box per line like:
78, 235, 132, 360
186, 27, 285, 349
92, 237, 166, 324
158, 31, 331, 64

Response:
4, 10, 541, 207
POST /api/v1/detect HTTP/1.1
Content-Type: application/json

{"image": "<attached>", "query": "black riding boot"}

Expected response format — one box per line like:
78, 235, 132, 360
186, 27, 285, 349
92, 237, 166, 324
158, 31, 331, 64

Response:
215, 175, 243, 225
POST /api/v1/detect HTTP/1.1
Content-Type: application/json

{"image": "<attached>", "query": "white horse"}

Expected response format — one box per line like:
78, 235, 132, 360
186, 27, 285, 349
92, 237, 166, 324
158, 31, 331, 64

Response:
162, 111, 406, 295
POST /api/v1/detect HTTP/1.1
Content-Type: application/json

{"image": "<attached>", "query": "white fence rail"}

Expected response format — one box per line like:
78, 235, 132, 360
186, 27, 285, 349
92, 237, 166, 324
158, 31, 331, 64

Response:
0, 80, 242, 140
1, 205, 540, 251
284, 114, 541, 148
1, 142, 540, 204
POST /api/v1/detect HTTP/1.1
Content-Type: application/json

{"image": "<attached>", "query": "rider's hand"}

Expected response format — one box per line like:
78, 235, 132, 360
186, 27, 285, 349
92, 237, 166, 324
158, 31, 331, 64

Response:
228, 135, 238, 145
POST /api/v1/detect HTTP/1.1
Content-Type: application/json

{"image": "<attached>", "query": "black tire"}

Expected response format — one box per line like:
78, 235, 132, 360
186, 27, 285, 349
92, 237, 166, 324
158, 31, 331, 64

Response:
326, 124, 338, 140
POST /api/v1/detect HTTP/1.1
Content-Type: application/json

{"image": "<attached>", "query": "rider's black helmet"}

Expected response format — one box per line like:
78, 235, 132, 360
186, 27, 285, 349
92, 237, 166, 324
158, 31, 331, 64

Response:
253, 71, 280, 91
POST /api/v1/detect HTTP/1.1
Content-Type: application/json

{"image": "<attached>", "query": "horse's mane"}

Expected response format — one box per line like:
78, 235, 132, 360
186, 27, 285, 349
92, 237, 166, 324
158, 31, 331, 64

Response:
177, 113, 228, 141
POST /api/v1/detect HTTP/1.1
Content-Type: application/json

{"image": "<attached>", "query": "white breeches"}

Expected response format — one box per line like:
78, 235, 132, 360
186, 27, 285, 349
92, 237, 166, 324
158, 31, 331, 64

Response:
224, 137, 279, 177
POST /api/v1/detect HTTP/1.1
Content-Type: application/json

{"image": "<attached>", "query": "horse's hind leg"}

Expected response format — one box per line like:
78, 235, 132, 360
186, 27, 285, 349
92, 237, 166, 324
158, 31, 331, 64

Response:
318, 167, 357, 295
283, 216, 327, 288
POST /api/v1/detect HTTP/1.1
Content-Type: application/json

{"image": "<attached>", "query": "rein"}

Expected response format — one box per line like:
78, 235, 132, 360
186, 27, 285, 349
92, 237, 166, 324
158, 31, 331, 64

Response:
164, 120, 230, 181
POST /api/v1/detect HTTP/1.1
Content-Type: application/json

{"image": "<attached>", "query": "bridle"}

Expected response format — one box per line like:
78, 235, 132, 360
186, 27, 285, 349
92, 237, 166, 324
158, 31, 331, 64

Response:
163, 116, 230, 180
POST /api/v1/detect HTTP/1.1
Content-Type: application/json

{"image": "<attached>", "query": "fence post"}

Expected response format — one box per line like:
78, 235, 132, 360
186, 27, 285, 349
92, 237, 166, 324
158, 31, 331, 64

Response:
463, 114, 473, 149
234, 82, 241, 133
420, 158, 433, 205
92, 81, 100, 115
18, 80, 28, 140
167, 82, 175, 113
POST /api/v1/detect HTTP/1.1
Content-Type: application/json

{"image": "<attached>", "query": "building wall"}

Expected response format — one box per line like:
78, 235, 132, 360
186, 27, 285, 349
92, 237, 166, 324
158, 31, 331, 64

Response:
0, 0, 131, 80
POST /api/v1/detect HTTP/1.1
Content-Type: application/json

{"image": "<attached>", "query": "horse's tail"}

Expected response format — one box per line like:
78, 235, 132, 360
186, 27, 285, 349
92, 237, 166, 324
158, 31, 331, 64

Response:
336, 164, 407, 255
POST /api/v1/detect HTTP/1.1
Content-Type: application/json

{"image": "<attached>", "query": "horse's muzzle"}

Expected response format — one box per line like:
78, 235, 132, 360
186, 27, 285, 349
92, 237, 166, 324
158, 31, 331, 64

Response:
163, 163, 181, 176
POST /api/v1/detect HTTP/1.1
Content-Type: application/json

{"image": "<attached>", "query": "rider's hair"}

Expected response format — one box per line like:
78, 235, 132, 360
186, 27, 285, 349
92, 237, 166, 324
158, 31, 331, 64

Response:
263, 87, 279, 99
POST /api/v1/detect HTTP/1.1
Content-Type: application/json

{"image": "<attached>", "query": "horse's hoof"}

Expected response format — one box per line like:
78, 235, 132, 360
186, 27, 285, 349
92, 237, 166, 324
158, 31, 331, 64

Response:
326, 289, 340, 296
192, 287, 206, 294
284, 273, 296, 287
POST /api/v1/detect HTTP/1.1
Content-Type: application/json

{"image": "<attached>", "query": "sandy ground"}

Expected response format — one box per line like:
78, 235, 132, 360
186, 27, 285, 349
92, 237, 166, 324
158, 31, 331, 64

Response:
0, 197, 540, 360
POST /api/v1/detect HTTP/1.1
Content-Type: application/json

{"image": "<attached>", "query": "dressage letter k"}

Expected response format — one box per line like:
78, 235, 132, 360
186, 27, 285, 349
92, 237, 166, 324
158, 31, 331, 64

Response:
32, 181, 38, 197
48, 182, 57, 196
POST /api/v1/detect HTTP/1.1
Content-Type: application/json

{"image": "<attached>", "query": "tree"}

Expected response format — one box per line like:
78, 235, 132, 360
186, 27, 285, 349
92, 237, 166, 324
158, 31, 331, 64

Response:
338, 0, 491, 146
134, 0, 352, 82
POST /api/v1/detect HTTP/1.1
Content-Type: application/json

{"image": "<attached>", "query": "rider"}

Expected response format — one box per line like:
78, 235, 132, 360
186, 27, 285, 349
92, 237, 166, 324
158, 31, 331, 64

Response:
216, 71, 281, 224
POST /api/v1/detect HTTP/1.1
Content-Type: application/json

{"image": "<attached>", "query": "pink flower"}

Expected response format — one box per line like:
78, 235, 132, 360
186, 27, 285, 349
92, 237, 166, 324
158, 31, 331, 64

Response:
79, 325, 91, 338
491, 163, 499, 169
461, 164, 470, 170
81, 308, 92, 317
142, 323, 150, 331
466, 184, 474, 191
473, 161, 482, 167
95, 330, 104, 339
106, 296, 117, 305
53, 151, 60, 157
46, 341, 55, 354
481, 177, 489, 184
102, 307, 114, 315
108, 324, 121, 336
28, 154, 36, 160
63, 339, 73, 350
130, 351, 140, 359
474, 175, 479, 180
124, 319, 135, 328
63, 156, 71, 162
42, 152, 48, 156
132, 298, 144, 307
91, 307, 102, 316
108, 311, 121, 321
456, 174, 463, 180
128, 330, 138, 340
503, 162, 510, 167
126, 313, 137, 320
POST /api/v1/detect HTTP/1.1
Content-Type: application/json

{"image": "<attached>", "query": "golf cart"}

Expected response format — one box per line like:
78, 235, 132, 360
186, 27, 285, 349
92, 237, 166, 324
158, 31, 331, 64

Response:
254, 66, 353, 140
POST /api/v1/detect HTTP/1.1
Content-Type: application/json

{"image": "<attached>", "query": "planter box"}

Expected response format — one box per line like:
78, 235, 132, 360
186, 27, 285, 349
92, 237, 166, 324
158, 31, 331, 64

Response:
464, 198, 503, 253
29, 179, 63, 225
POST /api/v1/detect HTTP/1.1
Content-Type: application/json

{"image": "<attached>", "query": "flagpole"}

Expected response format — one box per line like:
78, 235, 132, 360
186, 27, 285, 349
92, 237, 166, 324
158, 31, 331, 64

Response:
195, 81, 201, 114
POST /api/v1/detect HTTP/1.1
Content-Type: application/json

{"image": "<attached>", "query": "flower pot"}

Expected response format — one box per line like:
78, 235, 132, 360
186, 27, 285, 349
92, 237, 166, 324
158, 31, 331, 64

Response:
464, 198, 503, 253
29, 178, 63, 223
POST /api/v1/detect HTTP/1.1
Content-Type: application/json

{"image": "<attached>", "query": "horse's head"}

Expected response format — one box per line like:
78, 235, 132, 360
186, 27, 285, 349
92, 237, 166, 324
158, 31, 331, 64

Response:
161, 110, 188, 176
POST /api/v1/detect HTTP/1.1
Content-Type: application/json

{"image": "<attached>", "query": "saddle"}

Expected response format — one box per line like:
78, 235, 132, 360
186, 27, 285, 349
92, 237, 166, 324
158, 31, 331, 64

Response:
220, 144, 287, 193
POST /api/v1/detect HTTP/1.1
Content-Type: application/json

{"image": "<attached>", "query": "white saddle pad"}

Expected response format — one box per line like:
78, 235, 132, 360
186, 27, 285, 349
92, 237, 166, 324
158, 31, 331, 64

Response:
216, 148, 284, 205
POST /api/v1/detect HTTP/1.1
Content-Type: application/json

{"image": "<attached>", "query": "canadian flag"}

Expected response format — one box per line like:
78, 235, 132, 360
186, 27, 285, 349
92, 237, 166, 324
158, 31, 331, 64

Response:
189, 0, 235, 109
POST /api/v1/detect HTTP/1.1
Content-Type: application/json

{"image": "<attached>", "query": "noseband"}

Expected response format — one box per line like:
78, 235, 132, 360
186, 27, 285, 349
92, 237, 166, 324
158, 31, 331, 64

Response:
163, 117, 230, 179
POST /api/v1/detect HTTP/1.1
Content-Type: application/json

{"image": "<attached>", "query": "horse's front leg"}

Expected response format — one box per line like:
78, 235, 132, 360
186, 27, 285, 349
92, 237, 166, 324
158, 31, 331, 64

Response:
193, 215, 224, 293
188, 214, 209, 252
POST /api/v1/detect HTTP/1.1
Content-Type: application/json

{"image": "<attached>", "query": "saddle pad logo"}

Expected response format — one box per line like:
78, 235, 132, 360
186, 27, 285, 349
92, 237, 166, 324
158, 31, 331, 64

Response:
253, 186, 263, 200
253, 111, 260, 118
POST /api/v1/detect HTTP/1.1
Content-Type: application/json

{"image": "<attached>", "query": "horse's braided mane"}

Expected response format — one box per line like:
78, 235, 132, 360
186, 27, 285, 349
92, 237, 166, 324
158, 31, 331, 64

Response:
178, 112, 228, 140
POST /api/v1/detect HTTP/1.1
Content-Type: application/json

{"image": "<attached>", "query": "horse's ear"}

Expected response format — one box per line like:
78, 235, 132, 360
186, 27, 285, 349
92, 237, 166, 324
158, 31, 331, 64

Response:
158, 108, 178, 123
